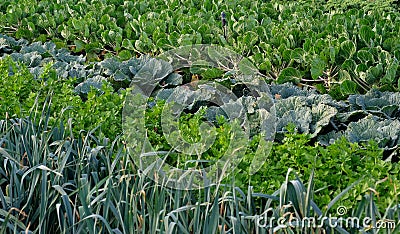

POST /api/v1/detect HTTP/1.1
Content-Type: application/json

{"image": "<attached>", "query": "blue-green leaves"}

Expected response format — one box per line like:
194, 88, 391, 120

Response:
274, 95, 337, 137
321, 116, 400, 148
271, 83, 400, 149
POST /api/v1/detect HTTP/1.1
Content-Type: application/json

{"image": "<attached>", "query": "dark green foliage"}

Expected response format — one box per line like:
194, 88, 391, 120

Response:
1, 0, 400, 91
1, 1, 400, 232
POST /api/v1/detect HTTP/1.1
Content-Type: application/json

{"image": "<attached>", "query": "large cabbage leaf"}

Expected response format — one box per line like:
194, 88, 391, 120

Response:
275, 96, 337, 137
319, 115, 400, 148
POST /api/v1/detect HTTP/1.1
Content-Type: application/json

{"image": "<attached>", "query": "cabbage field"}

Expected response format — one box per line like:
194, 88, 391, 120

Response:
0, 0, 400, 233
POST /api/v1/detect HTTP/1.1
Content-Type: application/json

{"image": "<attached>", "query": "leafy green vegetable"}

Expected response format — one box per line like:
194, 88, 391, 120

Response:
0, 57, 125, 138
1, 0, 399, 91
1, 1, 400, 233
